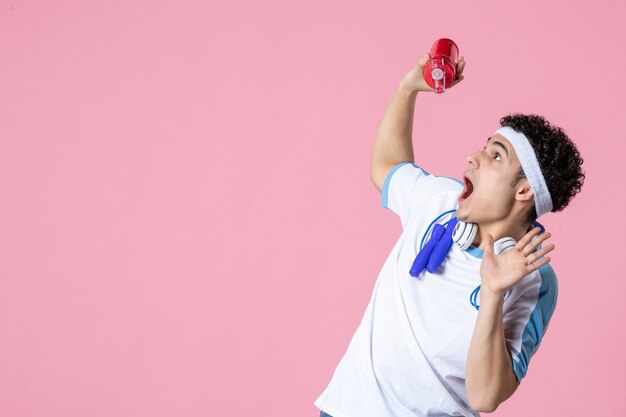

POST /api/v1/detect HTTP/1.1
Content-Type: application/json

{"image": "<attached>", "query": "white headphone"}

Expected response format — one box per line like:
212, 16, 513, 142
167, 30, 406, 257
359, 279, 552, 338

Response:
452, 219, 517, 255
414, 212, 537, 310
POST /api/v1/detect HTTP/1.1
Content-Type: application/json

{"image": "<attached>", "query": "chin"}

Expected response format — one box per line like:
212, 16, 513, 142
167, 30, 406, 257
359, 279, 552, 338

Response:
455, 202, 470, 220
455, 209, 471, 222
458, 214, 474, 223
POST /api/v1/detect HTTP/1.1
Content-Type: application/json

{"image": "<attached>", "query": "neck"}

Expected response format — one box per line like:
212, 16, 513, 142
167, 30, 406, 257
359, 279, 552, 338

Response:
472, 221, 530, 250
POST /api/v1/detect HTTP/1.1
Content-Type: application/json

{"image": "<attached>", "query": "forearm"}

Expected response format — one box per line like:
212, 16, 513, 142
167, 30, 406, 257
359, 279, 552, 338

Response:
370, 82, 418, 170
465, 291, 519, 412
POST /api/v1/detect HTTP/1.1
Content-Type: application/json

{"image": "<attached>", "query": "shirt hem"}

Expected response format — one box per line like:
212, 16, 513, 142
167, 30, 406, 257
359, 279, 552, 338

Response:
314, 399, 355, 417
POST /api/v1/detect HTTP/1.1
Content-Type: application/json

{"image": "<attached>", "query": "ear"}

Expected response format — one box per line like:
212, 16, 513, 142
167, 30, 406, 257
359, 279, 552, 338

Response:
514, 178, 534, 203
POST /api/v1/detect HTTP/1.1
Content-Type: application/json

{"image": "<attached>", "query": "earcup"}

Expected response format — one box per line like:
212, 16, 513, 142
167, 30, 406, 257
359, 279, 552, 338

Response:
493, 237, 516, 254
451, 220, 477, 250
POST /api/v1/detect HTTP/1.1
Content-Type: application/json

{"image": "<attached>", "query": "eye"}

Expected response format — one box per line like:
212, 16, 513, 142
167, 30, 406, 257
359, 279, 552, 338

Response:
493, 153, 501, 161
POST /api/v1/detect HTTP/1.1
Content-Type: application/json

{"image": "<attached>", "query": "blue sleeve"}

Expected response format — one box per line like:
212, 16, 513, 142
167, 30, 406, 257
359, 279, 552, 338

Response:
509, 264, 558, 382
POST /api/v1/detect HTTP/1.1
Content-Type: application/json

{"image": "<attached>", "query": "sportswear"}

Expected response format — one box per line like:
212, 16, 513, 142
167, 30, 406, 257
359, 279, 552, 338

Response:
314, 162, 558, 417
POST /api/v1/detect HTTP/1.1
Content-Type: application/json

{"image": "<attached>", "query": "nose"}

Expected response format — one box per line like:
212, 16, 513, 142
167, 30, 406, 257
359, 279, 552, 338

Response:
467, 151, 479, 168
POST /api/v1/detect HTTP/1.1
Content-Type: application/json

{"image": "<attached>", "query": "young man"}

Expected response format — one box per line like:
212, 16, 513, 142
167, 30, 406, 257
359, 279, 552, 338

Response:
314, 54, 585, 416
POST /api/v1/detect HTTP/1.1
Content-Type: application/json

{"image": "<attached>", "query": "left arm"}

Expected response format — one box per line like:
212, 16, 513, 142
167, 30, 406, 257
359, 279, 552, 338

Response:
465, 227, 555, 412
465, 288, 519, 413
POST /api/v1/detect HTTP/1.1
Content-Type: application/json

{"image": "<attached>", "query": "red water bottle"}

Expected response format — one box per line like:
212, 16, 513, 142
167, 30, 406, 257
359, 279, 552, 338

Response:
423, 38, 460, 94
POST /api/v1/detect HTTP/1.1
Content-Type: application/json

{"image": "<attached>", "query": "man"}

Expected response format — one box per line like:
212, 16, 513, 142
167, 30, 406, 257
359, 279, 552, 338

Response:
314, 53, 585, 416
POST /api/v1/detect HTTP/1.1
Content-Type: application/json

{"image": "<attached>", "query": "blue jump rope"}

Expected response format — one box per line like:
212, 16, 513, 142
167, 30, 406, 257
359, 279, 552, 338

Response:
410, 210, 484, 311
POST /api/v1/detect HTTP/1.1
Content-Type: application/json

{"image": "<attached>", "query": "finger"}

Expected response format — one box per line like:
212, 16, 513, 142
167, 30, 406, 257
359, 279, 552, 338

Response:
515, 227, 542, 251
526, 244, 555, 263
527, 256, 551, 273
457, 57, 465, 74
522, 231, 552, 256
418, 53, 431, 68
453, 59, 465, 83
456, 59, 465, 76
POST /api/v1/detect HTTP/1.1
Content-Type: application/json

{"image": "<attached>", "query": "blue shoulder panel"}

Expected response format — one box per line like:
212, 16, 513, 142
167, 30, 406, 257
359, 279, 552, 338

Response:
512, 263, 558, 382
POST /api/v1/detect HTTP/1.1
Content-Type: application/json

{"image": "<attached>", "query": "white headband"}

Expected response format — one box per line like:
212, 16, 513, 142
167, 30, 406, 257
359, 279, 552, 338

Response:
495, 126, 553, 217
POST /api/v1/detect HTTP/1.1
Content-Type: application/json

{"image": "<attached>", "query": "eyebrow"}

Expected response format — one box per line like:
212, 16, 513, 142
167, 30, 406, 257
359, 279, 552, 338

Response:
486, 136, 510, 159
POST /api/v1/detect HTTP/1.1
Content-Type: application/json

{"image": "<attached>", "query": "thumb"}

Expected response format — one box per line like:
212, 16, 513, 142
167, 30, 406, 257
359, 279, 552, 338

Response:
484, 234, 495, 255
417, 53, 431, 69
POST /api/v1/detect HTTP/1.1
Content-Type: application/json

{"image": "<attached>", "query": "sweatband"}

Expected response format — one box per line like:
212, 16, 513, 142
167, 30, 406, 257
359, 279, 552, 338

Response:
495, 126, 553, 217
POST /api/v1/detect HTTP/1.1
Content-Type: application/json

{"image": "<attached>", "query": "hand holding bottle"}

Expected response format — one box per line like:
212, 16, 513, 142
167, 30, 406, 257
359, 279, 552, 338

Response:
399, 52, 465, 94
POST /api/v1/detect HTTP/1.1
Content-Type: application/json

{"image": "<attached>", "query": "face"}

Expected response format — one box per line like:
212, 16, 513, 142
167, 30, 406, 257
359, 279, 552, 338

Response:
455, 134, 523, 224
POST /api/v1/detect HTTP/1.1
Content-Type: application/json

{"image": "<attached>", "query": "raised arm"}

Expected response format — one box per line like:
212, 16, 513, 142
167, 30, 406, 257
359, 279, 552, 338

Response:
370, 53, 465, 192
465, 229, 555, 412
370, 85, 418, 192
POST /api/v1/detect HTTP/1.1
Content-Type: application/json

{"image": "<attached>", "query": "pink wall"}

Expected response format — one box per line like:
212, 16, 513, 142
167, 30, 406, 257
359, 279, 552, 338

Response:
1, 0, 623, 415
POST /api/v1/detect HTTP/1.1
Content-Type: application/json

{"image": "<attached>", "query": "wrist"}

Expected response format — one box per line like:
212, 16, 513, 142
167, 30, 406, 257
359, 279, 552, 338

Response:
398, 81, 420, 97
480, 285, 505, 306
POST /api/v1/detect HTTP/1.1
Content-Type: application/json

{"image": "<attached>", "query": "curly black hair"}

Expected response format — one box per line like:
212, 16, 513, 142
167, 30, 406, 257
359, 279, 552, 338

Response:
502, 113, 585, 225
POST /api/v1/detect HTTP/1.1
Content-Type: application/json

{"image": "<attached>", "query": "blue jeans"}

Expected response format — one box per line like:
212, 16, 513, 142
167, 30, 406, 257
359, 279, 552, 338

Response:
320, 411, 333, 417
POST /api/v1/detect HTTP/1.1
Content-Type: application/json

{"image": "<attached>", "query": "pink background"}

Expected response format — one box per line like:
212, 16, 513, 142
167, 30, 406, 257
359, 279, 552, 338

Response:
1, 0, 624, 416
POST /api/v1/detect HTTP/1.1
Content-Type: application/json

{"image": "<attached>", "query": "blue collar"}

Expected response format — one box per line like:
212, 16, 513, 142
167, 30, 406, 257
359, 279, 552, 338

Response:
467, 245, 483, 259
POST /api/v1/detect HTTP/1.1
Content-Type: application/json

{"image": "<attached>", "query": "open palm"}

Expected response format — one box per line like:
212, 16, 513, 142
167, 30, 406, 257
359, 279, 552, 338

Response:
480, 227, 555, 295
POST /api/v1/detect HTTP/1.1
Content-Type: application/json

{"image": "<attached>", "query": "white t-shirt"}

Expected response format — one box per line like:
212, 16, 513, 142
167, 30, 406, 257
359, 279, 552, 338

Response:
314, 162, 558, 417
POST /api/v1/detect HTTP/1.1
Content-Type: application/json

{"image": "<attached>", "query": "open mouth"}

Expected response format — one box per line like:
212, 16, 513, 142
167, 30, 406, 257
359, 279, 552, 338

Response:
458, 175, 474, 203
